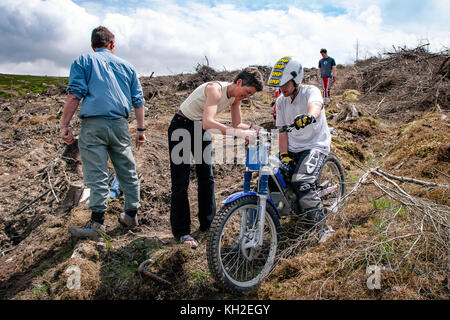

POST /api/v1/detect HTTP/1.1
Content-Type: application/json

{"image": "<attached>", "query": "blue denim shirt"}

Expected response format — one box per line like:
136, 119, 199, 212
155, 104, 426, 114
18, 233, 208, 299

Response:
67, 48, 145, 119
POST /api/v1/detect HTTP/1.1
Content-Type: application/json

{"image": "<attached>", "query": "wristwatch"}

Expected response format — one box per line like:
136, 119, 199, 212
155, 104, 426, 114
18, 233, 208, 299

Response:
137, 127, 146, 132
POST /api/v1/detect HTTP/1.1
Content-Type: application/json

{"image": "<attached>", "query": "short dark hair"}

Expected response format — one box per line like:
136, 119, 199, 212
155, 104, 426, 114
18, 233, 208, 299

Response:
320, 48, 327, 53
91, 26, 115, 49
233, 67, 264, 92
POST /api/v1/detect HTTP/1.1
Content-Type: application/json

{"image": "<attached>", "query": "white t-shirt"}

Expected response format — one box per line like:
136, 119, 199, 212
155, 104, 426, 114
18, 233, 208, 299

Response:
275, 85, 330, 154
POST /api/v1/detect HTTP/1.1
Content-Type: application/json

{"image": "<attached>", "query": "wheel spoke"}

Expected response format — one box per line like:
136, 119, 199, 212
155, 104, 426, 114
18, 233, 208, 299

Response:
207, 196, 280, 293
219, 203, 277, 283
319, 158, 344, 207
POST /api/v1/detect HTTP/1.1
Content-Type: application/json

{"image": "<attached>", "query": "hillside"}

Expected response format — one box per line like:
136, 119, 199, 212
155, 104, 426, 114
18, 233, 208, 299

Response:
0, 47, 448, 300
0, 74, 67, 99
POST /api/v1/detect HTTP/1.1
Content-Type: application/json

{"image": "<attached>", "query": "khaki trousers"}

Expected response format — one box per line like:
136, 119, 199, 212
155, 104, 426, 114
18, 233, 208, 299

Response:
78, 117, 140, 213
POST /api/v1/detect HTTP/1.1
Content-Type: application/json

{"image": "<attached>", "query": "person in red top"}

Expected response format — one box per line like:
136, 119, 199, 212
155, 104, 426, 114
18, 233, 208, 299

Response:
271, 87, 281, 122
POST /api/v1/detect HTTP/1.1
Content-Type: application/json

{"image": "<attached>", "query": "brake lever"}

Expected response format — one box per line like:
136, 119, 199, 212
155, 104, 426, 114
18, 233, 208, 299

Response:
279, 125, 296, 133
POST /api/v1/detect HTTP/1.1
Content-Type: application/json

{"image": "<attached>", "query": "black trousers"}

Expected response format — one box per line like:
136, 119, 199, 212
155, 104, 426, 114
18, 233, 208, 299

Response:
168, 113, 216, 239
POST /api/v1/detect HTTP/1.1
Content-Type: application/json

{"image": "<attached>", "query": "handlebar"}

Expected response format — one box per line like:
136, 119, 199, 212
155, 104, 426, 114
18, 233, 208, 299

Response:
278, 123, 296, 133
251, 123, 296, 140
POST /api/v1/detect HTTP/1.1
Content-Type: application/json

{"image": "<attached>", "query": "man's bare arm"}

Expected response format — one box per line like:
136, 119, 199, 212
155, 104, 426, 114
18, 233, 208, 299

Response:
60, 94, 80, 144
134, 105, 147, 150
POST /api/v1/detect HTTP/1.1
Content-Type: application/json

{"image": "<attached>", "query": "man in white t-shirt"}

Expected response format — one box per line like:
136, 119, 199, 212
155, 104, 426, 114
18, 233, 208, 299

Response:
268, 56, 334, 243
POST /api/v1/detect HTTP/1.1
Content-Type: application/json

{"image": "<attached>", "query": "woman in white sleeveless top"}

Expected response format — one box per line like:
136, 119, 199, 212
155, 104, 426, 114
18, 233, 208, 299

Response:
168, 67, 264, 248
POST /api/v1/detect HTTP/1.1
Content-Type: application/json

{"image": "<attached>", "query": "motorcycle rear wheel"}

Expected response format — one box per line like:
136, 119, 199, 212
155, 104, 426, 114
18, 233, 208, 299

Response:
318, 153, 346, 212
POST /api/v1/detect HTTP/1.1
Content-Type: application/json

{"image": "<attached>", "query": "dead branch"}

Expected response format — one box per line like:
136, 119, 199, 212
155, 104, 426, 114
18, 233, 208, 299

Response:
332, 167, 378, 212
48, 174, 60, 203
0, 247, 15, 256
138, 266, 172, 286
36, 143, 74, 180
372, 97, 385, 115
433, 168, 450, 179
13, 178, 63, 215
137, 250, 172, 286
375, 168, 449, 188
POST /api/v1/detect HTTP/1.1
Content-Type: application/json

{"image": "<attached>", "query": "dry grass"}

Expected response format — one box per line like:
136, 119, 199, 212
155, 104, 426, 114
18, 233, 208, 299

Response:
259, 167, 449, 300
355, 46, 449, 113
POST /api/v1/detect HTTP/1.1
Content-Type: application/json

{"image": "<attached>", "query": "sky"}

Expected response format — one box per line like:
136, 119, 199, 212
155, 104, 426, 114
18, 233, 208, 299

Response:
0, 0, 448, 77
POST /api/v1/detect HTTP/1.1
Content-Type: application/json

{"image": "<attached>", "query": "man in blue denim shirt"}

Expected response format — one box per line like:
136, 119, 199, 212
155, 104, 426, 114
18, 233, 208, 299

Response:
60, 26, 146, 240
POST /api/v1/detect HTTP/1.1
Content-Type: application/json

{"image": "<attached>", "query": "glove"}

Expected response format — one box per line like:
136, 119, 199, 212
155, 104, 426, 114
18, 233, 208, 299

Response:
279, 152, 296, 169
294, 114, 316, 129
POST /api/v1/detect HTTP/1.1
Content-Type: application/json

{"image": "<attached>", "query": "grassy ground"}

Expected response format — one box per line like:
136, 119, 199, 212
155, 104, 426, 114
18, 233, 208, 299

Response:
0, 74, 68, 99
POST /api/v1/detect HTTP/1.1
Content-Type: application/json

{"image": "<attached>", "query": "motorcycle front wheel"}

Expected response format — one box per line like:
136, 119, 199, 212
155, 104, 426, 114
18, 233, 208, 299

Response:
206, 195, 281, 295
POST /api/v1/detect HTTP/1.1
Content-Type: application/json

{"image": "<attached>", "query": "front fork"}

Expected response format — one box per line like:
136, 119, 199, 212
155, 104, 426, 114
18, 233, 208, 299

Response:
240, 167, 270, 260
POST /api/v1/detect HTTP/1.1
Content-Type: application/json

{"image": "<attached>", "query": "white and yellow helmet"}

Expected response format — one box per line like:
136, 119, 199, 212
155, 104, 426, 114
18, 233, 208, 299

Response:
267, 56, 304, 87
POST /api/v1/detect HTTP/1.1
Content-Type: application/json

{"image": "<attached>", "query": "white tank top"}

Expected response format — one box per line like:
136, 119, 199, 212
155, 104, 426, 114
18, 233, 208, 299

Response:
179, 81, 235, 121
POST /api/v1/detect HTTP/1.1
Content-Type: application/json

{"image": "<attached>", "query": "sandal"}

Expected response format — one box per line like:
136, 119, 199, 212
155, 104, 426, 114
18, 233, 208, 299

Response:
179, 235, 198, 249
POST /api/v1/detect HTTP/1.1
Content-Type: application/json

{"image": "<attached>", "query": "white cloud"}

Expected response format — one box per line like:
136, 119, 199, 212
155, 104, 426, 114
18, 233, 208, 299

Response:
0, 60, 69, 77
0, 0, 448, 77
0, 0, 99, 75
357, 5, 382, 26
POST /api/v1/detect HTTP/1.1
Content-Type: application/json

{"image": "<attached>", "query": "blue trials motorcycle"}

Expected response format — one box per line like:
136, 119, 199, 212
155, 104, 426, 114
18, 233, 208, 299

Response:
206, 124, 346, 294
